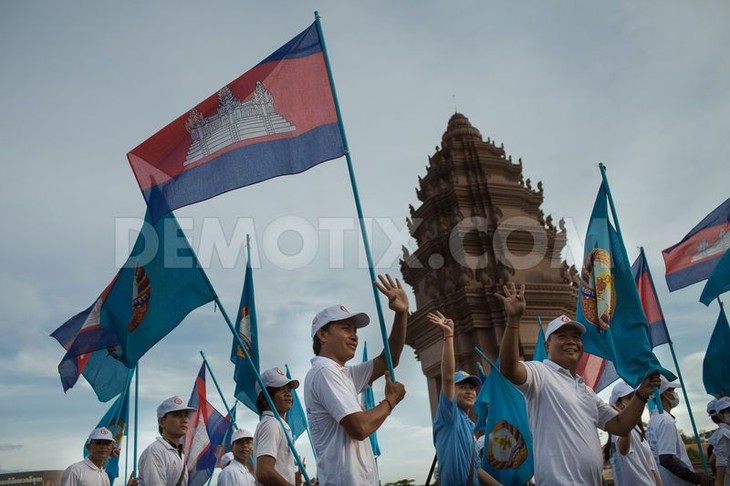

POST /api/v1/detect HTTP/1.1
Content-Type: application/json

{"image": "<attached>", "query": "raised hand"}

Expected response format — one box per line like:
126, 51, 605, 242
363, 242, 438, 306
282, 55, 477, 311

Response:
374, 273, 408, 314
427, 311, 454, 337
494, 282, 526, 322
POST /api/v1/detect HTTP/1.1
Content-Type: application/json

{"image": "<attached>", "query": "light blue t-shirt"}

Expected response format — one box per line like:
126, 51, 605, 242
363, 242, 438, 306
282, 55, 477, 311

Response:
433, 391, 479, 486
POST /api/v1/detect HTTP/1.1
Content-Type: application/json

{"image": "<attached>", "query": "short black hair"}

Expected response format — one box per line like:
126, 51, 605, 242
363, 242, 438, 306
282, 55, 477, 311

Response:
313, 322, 332, 355
256, 387, 279, 415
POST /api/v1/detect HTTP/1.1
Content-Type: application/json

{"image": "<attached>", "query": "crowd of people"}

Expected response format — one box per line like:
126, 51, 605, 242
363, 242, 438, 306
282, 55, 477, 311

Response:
62, 277, 727, 486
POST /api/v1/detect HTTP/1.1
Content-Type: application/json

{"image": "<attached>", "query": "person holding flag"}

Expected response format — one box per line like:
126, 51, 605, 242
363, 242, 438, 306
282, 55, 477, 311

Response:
427, 310, 500, 486
604, 381, 661, 486
138, 396, 197, 486
647, 378, 715, 486
303, 273, 408, 486
496, 283, 661, 485
253, 367, 303, 486
218, 429, 256, 486
62, 427, 138, 486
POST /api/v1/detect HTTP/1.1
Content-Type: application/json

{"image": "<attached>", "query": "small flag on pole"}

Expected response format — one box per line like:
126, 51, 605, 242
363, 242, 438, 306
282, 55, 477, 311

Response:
631, 251, 670, 347
703, 305, 730, 397
662, 198, 730, 292
231, 250, 260, 414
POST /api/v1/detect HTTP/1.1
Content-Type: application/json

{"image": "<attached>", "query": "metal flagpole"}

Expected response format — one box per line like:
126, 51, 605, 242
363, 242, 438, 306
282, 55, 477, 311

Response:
285, 363, 318, 461
598, 163, 664, 413
314, 10, 396, 380
182, 237, 311, 485
133, 364, 139, 478
200, 351, 238, 429
639, 246, 708, 472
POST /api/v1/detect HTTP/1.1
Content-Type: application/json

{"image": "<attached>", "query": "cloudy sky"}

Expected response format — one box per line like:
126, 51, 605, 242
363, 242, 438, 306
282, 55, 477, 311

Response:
1, 1, 728, 483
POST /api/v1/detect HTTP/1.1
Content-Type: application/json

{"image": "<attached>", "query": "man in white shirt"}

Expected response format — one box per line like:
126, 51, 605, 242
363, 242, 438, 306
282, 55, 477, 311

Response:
647, 378, 714, 486
496, 283, 661, 485
62, 427, 123, 486
304, 274, 408, 486
253, 367, 301, 486
708, 397, 730, 486
138, 396, 196, 486
219, 429, 256, 486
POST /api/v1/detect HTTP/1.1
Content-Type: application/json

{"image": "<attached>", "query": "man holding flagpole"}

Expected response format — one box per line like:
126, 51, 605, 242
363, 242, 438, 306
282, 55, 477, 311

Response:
63, 427, 120, 486
303, 274, 408, 486
253, 367, 303, 486
496, 283, 661, 485
138, 396, 196, 486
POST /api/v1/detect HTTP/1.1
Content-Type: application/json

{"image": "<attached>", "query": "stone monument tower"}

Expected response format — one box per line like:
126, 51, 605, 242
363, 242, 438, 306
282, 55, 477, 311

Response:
400, 113, 578, 414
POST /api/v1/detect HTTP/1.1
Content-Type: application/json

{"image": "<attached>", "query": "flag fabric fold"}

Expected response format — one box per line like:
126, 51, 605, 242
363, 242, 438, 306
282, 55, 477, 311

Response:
700, 248, 730, 305
576, 181, 674, 387
532, 320, 547, 362
285, 364, 309, 442
127, 22, 346, 222
576, 352, 618, 393
184, 364, 231, 486
231, 255, 260, 414
58, 347, 130, 402
480, 363, 534, 486
83, 369, 133, 484
702, 306, 730, 397
359, 343, 381, 457
631, 251, 671, 347
51, 211, 216, 371
662, 198, 730, 292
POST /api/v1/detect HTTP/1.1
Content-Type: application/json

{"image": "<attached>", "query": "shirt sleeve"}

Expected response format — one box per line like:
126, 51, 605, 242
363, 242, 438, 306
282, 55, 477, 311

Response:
350, 359, 375, 394
653, 416, 680, 456
138, 445, 167, 486
592, 390, 618, 430
314, 365, 364, 423
60, 465, 80, 486
715, 433, 730, 468
434, 390, 456, 427
254, 419, 282, 460
516, 360, 542, 398
216, 466, 233, 486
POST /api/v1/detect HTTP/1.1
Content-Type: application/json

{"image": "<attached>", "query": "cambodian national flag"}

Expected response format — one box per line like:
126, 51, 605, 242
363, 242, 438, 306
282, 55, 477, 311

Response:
128, 22, 346, 223
577, 181, 674, 387
231, 254, 260, 414
662, 198, 730, 292
184, 364, 231, 486
576, 352, 618, 393
631, 251, 670, 347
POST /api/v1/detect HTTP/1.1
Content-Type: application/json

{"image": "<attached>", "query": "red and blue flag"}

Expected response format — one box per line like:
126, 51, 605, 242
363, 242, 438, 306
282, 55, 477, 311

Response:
662, 198, 730, 292
128, 22, 345, 222
631, 251, 670, 347
700, 247, 730, 305
184, 364, 231, 486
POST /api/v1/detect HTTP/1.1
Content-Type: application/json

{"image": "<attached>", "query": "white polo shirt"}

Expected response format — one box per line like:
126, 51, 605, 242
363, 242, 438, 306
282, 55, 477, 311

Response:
253, 410, 296, 485
610, 427, 659, 486
709, 423, 730, 485
138, 437, 188, 486
518, 359, 617, 485
61, 457, 110, 486
647, 411, 694, 486
217, 458, 256, 486
304, 356, 377, 486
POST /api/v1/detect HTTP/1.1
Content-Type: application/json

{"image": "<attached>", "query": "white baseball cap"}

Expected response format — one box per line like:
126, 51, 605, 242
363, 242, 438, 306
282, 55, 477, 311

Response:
87, 427, 116, 446
220, 451, 234, 468
609, 381, 635, 407
230, 428, 253, 444
255, 367, 300, 396
658, 376, 680, 395
707, 397, 730, 416
544, 314, 586, 341
156, 396, 196, 418
311, 304, 369, 338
